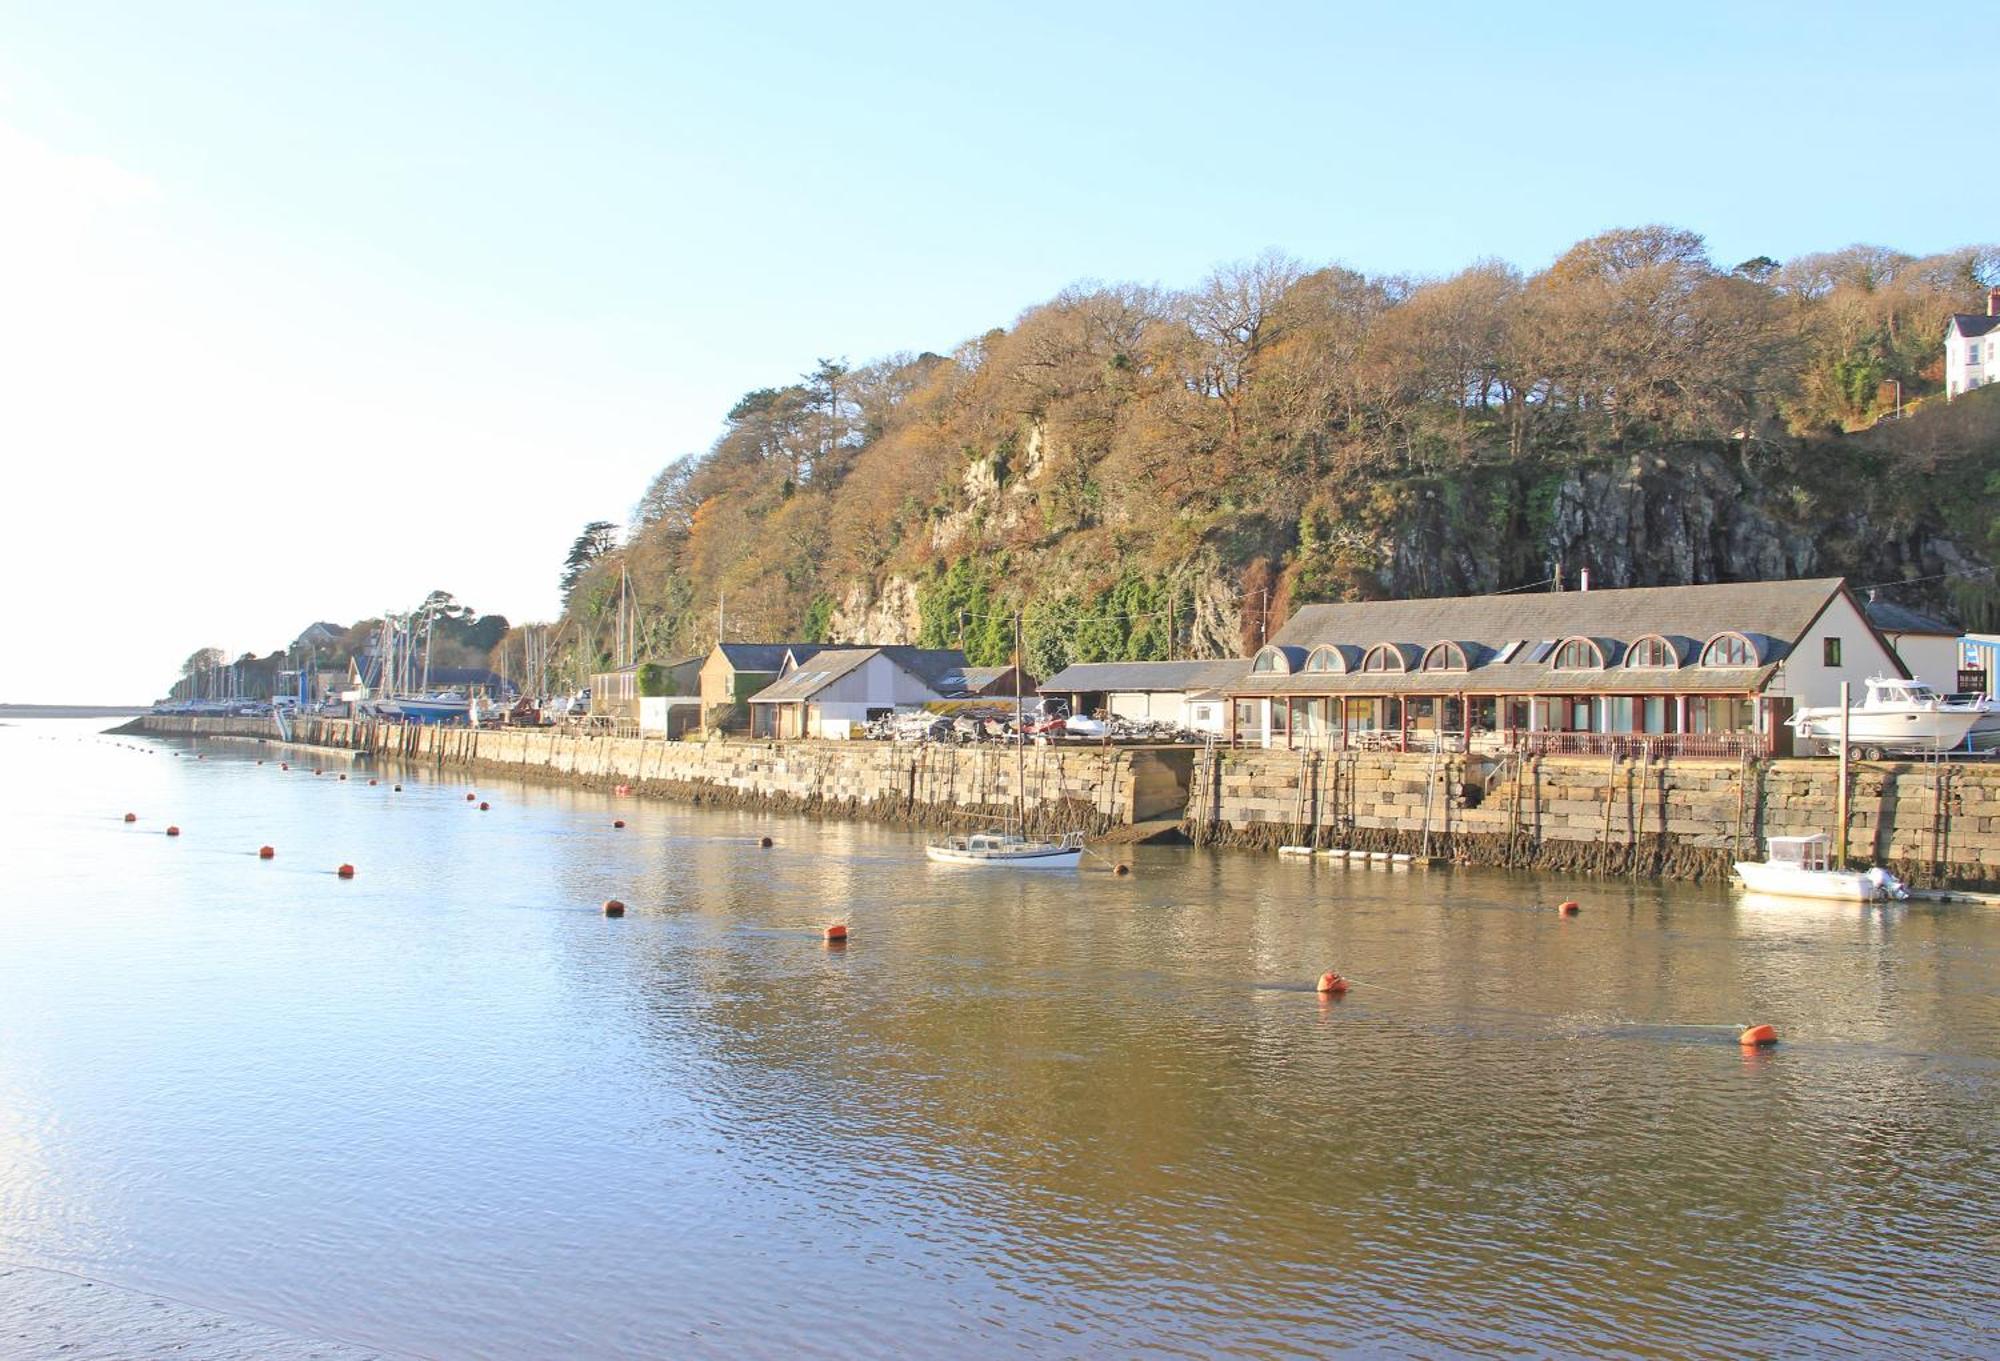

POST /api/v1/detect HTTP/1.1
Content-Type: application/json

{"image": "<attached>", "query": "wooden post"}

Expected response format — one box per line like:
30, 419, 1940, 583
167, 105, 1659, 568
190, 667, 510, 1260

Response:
1836, 681, 1851, 869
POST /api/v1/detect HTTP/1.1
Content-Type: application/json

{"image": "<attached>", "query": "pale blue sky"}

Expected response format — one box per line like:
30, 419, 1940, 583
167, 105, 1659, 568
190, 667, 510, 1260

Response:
0, 1, 1983, 700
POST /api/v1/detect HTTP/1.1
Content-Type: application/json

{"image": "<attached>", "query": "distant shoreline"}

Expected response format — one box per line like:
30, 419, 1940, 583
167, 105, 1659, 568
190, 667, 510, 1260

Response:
0, 703, 151, 718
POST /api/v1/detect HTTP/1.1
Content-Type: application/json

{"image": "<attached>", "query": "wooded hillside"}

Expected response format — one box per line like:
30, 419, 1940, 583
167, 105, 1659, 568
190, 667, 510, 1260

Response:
539, 227, 2000, 684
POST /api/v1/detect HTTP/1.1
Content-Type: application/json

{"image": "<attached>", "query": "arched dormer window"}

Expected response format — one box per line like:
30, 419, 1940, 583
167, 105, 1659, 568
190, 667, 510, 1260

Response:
1550, 638, 1605, 671
1251, 645, 1291, 675
1421, 642, 1468, 672
1701, 632, 1756, 667
1361, 644, 1404, 673
1305, 645, 1344, 674
1626, 635, 1676, 668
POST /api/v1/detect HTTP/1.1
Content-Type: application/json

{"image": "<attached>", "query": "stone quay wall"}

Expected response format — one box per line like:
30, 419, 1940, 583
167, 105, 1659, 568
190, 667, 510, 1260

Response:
140, 715, 1193, 836
1184, 747, 2000, 889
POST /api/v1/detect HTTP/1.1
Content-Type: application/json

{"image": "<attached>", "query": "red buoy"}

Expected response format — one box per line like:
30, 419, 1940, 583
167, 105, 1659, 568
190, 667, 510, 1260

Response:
258, 845, 275, 859
602, 899, 626, 917
613, 819, 626, 829
1316, 970, 1349, 994
336, 863, 355, 879
123, 812, 137, 823
1557, 900, 1581, 916
338, 774, 347, 781
759, 836, 774, 848
165, 825, 181, 837
479, 801, 490, 811
824, 922, 849, 942
280, 762, 289, 770
1739, 1023, 1778, 1048
465, 793, 476, 802
368, 779, 378, 786
1114, 863, 1132, 877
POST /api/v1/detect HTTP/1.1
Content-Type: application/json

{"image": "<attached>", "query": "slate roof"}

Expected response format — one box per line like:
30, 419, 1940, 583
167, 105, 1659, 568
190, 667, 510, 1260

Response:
1948, 313, 2000, 339
1864, 598, 1957, 636
715, 643, 826, 673
1232, 577, 1877, 696
1039, 659, 1251, 694
747, 647, 980, 703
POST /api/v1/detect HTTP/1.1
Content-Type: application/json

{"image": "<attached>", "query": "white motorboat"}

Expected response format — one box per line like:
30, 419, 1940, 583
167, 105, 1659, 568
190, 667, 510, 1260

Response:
925, 830, 1085, 868
1789, 678, 1991, 758
1732, 833, 1908, 902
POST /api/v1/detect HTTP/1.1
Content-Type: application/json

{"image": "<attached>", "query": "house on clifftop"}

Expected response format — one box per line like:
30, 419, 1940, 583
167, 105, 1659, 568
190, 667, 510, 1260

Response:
1227, 577, 1903, 757
1946, 287, 2000, 398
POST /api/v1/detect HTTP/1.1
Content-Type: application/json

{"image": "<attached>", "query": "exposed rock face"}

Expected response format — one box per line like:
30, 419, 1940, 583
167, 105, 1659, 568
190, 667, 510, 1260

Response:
828, 576, 921, 644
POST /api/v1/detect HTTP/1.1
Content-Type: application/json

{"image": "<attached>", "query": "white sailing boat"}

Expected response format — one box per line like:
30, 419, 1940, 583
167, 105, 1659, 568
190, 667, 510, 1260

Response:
1733, 833, 1908, 902
926, 613, 1085, 869
1790, 677, 1995, 758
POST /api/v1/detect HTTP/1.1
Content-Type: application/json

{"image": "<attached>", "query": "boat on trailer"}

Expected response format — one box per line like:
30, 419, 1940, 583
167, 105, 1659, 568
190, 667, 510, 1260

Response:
1732, 833, 1908, 902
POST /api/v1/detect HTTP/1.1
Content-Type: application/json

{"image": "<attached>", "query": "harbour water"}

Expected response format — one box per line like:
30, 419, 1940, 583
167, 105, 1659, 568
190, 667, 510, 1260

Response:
2, 717, 1996, 1358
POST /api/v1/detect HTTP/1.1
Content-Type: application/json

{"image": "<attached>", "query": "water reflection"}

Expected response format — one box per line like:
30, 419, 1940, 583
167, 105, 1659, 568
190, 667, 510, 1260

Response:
0, 719, 1994, 1358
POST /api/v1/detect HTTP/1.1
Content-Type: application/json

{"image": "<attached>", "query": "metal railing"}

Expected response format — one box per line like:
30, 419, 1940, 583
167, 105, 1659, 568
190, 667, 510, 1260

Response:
1517, 731, 1763, 760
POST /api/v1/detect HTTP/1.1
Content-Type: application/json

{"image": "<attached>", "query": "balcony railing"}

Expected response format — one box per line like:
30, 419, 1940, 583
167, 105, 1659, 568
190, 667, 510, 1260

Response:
1517, 731, 1763, 760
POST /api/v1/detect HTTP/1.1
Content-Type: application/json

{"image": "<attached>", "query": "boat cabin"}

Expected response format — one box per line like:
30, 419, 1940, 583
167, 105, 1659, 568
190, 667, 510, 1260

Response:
1765, 834, 1833, 872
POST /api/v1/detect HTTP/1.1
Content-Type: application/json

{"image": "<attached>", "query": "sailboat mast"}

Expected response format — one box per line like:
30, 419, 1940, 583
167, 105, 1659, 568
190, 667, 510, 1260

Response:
1015, 610, 1025, 829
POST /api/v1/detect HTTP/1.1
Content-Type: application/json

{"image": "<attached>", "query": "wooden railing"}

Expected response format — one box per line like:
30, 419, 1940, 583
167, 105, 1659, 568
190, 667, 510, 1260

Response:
1518, 731, 1763, 759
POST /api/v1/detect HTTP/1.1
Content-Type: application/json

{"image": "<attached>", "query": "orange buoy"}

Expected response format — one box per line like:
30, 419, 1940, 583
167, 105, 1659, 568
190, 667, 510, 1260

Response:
759, 836, 774, 848
1557, 900, 1581, 916
479, 801, 490, 811
602, 898, 626, 917
824, 922, 849, 942
613, 819, 626, 829
1739, 1023, 1778, 1048
336, 863, 355, 879
165, 825, 181, 837
258, 845, 275, 859
123, 812, 137, 823
1316, 970, 1349, 995
1114, 863, 1131, 877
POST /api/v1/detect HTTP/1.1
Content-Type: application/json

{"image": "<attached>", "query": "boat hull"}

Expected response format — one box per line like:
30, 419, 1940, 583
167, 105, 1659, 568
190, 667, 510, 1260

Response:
1732, 861, 1881, 901
1792, 707, 1983, 753
925, 843, 1082, 868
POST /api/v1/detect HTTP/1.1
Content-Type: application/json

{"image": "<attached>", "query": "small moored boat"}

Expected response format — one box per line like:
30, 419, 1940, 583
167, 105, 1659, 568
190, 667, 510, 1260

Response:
925, 830, 1085, 868
1732, 833, 1908, 902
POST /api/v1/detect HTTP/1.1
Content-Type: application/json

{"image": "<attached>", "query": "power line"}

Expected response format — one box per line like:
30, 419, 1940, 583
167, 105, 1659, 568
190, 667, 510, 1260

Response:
1854, 564, 1996, 594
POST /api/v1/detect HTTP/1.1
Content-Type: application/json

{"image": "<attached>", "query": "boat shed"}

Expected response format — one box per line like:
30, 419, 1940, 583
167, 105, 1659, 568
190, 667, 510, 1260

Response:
748, 646, 985, 739
1037, 659, 1250, 734
1226, 577, 1904, 757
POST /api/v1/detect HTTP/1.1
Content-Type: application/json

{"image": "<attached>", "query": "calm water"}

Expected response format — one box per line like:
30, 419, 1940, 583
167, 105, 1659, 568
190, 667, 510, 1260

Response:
2, 718, 1997, 1359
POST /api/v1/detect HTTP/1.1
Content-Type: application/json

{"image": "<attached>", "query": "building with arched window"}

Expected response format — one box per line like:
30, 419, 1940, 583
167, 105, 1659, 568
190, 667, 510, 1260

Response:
1225, 577, 1916, 757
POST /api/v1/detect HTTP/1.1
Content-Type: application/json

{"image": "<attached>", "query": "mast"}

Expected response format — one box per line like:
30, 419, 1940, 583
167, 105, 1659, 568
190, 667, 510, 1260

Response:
1015, 610, 1025, 831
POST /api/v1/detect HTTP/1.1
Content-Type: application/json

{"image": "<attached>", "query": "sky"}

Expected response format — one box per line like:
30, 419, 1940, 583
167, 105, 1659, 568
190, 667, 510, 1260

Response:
0, 1, 1987, 702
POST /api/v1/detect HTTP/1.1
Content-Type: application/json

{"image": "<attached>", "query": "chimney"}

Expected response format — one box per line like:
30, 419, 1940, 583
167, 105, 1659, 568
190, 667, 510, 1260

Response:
1579, 567, 1591, 593
1989, 286, 2000, 317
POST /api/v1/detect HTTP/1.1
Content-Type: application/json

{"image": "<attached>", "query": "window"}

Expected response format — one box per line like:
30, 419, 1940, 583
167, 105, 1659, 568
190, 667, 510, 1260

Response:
1251, 646, 1286, 674
1495, 640, 1527, 663
1305, 645, 1342, 673
1702, 632, 1756, 667
1550, 638, 1603, 670
1421, 642, 1466, 672
1626, 635, 1676, 668
1361, 645, 1402, 672
1823, 637, 1842, 667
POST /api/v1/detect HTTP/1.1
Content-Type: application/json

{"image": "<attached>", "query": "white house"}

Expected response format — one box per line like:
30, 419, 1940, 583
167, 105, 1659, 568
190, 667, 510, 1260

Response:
1945, 288, 2000, 399
1863, 594, 1962, 693
747, 647, 979, 739
1036, 659, 1248, 734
